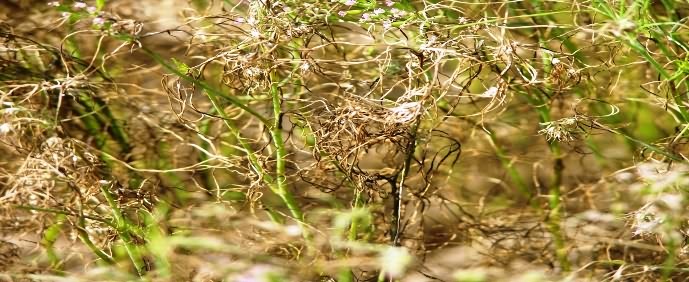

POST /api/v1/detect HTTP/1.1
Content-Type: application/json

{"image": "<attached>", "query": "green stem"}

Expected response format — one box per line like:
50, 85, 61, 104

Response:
269, 71, 305, 224
99, 183, 145, 275
485, 127, 531, 198
76, 217, 115, 265
523, 91, 570, 271
547, 143, 570, 272
142, 48, 270, 125
41, 214, 66, 269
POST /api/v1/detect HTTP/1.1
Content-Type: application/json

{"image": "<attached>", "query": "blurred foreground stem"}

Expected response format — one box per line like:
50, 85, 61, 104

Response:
99, 182, 145, 275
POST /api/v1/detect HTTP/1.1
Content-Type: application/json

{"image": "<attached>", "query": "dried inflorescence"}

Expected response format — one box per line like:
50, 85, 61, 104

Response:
310, 96, 420, 179
0, 21, 156, 258
538, 117, 581, 142
3, 0, 689, 281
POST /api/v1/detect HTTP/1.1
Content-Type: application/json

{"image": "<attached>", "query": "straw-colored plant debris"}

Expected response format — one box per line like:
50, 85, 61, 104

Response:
2, 0, 689, 282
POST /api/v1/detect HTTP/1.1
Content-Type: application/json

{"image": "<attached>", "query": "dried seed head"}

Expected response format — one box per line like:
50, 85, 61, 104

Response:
631, 204, 664, 236
388, 102, 421, 124
538, 117, 579, 142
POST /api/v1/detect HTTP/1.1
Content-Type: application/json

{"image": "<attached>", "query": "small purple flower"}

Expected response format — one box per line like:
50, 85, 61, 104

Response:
87, 6, 97, 13
73, 1, 87, 9
385, 0, 394, 6
92, 17, 105, 25
235, 265, 280, 282
374, 8, 385, 15
345, 0, 356, 6
236, 17, 246, 23
48, 1, 60, 7
61, 11, 71, 17
391, 8, 406, 18
383, 20, 392, 29
247, 16, 257, 25
338, 11, 347, 17
361, 13, 370, 21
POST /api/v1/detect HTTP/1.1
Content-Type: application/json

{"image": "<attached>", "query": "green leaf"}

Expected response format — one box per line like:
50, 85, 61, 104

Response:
171, 58, 189, 74
96, 0, 106, 10
191, 0, 209, 10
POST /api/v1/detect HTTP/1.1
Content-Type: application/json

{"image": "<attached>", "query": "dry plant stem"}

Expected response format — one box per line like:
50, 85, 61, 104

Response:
204, 91, 284, 220
17, 205, 116, 227
146, 48, 297, 223
99, 183, 145, 276
142, 48, 270, 124
392, 119, 420, 246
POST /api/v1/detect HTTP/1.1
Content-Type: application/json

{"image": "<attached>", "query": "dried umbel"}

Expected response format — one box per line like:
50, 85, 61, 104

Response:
3, 137, 97, 205
630, 203, 665, 237
310, 94, 422, 173
0, 23, 153, 249
5, 0, 689, 280
386, 87, 427, 124
387, 101, 422, 124
627, 192, 686, 241
222, 53, 270, 91
547, 56, 581, 91
538, 117, 581, 142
